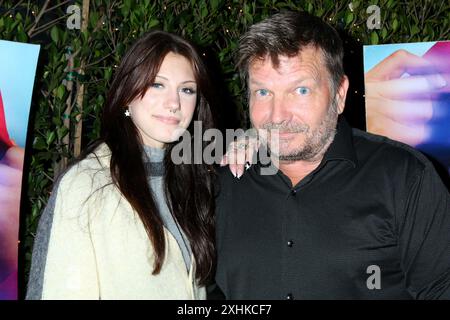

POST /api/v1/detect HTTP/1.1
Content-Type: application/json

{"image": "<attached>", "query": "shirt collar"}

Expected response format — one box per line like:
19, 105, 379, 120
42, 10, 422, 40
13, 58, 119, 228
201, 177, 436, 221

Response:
321, 116, 358, 168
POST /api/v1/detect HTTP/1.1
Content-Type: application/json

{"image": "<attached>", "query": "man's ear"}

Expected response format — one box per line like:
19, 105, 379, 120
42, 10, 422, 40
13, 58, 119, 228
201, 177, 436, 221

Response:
336, 75, 349, 115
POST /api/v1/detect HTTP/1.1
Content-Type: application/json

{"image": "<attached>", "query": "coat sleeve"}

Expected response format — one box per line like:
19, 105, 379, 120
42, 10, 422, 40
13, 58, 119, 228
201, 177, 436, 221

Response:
26, 167, 100, 300
398, 162, 450, 299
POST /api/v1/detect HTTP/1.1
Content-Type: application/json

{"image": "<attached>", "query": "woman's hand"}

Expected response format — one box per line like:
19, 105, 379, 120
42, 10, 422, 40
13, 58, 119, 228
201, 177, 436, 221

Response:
220, 136, 259, 179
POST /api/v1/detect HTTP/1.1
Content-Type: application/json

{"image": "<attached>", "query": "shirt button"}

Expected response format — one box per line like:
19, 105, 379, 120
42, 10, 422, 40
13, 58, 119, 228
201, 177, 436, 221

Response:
287, 240, 294, 247
286, 293, 294, 300
290, 189, 297, 196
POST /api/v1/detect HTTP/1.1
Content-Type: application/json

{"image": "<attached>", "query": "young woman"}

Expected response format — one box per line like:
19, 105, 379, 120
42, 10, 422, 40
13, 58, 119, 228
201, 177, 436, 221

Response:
26, 30, 216, 299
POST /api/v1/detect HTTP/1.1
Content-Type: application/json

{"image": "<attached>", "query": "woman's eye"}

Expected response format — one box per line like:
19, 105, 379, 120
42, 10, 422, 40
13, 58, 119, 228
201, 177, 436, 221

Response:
255, 89, 270, 97
295, 87, 310, 95
151, 83, 164, 89
181, 87, 197, 95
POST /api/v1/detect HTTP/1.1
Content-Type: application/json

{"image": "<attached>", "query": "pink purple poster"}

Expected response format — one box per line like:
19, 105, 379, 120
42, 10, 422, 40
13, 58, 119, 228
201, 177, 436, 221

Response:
364, 41, 450, 174
0, 40, 40, 300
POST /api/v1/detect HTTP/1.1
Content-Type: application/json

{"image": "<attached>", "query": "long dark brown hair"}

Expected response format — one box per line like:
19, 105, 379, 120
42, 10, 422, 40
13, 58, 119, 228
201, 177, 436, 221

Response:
79, 30, 216, 286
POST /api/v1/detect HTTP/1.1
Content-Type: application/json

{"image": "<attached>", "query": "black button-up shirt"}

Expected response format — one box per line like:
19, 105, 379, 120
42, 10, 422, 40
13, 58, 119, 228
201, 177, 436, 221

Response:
215, 118, 450, 299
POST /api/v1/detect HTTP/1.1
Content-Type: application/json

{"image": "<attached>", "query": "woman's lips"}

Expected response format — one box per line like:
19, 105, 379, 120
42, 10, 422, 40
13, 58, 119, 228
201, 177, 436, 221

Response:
152, 115, 180, 125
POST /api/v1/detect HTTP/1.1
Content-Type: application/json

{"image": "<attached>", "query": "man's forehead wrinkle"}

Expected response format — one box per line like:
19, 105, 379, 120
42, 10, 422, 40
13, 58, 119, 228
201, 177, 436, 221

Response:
250, 54, 322, 84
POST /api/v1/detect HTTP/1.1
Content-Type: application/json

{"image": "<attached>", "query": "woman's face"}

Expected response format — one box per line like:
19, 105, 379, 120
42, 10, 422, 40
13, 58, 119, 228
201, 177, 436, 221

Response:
128, 52, 198, 148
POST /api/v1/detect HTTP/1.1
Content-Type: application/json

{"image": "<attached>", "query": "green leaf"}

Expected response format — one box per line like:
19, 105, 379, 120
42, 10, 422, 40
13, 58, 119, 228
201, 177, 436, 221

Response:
104, 67, 112, 81
352, 1, 361, 9
57, 126, 69, 139
96, 95, 105, 104
211, 0, 219, 11
17, 30, 27, 42
82, 30, 89, 43
33, 137, 46, 150
244, 3, 250, 15
52, 116, 62, 127
392, 19, 398, 31
201, 5, 208, 19
50, 26, 59, 44
345, 12, 354, 26
56, 85, 65, 99
121, 0, 131, 17
371, 31, 379, 44
149, 19, 159, 28
90, 11, 99, 28
46, 131, 56, 146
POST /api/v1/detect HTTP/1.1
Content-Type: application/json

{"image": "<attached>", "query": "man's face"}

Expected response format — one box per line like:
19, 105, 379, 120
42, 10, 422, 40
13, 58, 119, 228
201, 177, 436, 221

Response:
248, 46, 348, 161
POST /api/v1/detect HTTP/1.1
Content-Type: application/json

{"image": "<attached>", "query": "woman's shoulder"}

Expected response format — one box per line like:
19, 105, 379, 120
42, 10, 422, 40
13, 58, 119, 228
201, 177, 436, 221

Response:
57, 143, 112, 192
80, 143, 111, 169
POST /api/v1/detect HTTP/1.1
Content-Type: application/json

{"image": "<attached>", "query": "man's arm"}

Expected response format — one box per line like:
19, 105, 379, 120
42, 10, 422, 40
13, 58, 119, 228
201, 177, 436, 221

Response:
398, 162, 450, 299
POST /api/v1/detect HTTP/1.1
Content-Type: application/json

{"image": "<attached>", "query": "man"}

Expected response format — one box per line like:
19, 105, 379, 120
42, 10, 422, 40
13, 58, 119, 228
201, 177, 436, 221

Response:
214, 11, 450, 299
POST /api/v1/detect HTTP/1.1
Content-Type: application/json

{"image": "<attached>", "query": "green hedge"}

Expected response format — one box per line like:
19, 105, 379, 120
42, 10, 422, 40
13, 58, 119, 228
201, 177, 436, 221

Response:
0, 0, 448, 287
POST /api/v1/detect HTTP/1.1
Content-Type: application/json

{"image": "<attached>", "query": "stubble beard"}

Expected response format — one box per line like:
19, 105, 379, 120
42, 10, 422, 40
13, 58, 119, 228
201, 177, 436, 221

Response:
263, 99, 339, 162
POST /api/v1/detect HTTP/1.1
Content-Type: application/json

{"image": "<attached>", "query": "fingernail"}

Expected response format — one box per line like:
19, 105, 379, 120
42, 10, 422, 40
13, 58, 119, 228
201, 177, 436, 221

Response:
430, 74, 447, 89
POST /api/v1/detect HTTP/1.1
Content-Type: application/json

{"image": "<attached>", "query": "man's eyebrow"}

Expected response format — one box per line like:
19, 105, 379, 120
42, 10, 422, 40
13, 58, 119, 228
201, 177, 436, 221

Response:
248, 79, 267, 87
155, 75, 196, 84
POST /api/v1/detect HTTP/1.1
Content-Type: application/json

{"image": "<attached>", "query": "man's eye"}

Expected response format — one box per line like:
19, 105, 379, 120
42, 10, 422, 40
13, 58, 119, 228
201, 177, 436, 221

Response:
181, 87, 197, 95
151, 83, 164, 89
295, 87, 310, 95
255, 89, 270, 97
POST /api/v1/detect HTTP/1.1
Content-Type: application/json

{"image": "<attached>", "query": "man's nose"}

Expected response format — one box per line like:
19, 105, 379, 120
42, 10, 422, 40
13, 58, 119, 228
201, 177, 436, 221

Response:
269, 94, 291, 124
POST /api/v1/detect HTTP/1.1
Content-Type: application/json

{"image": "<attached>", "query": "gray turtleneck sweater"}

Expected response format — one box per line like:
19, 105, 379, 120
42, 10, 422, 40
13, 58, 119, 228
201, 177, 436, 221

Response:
143, 145, 192, 272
